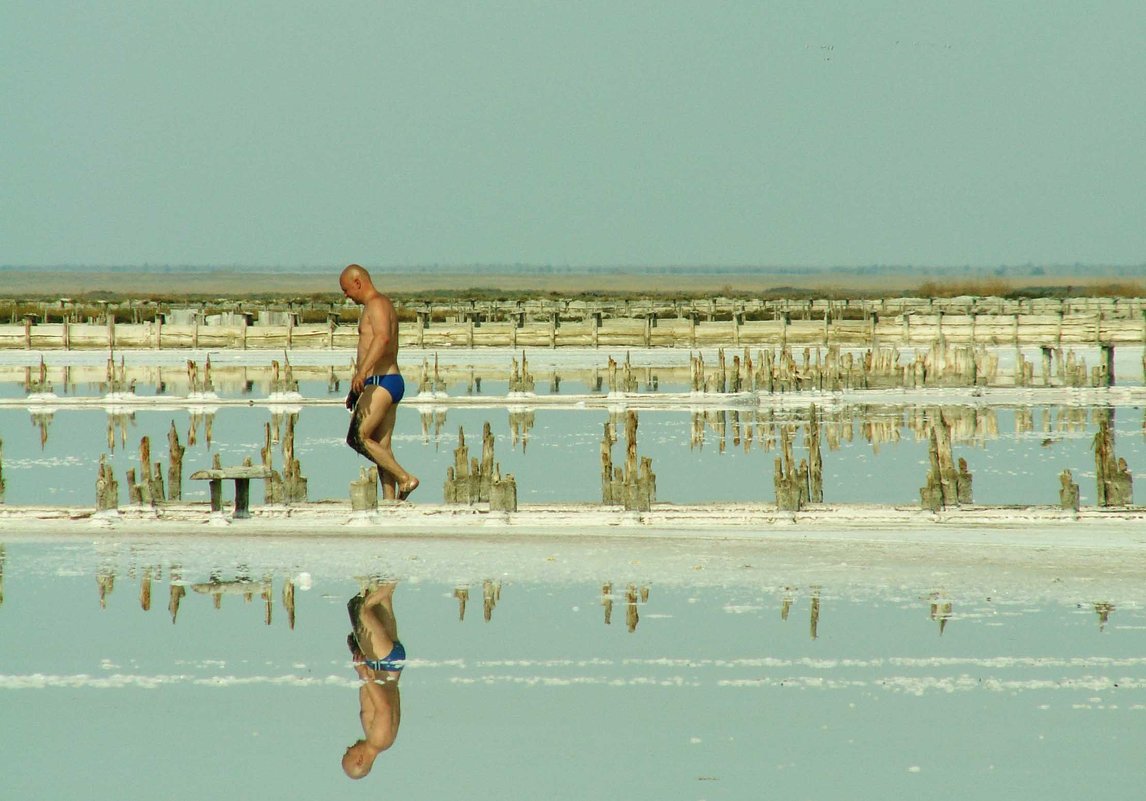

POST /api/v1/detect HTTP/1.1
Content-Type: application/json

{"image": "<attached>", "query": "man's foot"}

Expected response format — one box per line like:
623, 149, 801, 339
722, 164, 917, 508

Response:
365, 582, 397, 605
398, 477, 420, 501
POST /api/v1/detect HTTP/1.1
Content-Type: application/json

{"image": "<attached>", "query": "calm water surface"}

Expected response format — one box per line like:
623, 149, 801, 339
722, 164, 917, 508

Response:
2, 536, 1144, 800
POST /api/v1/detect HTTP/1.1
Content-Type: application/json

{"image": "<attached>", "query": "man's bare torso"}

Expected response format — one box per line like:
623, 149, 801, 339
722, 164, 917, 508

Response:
357, 294, 400, 376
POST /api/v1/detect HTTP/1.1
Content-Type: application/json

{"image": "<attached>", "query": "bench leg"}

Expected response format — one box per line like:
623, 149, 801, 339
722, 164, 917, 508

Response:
209, 480, 223, 513
234, 478, 251, 519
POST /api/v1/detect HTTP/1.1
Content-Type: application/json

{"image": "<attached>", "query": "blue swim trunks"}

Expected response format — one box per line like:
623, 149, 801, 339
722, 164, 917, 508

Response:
364, 373, 405, 404
364, 641, 406, 673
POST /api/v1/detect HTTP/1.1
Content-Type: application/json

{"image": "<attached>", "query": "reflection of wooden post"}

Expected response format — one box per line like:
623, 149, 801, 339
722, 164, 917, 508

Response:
453, 587, 469, 621
626, 584, 639, 633
263, 580, 273, 626
781, 588, 793, 621
283, 579, 296, 630
602, 582, 613, 625
139, 569, 152, 611
97, 570, 115, 609
1094, 602, 1114, 631
168, 583, 185, 624
482, 580, 500, 622
810, 588, 821, 640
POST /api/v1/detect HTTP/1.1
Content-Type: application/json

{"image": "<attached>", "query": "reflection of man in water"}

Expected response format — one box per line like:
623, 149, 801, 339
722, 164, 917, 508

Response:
342, 583, 404, 779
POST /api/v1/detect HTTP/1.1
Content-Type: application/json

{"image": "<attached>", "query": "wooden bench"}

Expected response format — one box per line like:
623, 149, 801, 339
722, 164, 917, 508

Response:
190, 462, 273, 519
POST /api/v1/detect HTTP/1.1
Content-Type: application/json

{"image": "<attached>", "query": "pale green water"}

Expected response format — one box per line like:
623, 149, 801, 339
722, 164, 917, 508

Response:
2, 536, 1144, 800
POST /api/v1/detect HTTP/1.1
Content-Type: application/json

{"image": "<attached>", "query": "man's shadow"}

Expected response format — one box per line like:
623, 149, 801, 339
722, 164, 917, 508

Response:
342, 582, 404, 779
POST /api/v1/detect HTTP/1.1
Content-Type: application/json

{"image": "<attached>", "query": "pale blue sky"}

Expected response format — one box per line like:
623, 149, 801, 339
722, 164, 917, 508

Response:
3, 1, 1144, 268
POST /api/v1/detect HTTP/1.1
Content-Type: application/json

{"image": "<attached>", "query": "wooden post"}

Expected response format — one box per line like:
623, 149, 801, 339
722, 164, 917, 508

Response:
138, 436, 155, 506
1100, 345, 1115, 387
1094, 410, 1133, 506
167, 422, 184, 501
1059, 469, 1080, 511
233, 457, 254, 519
808, 405, 823, 503
127, 468, 142, 505
96, 454, 119, 511
489, 464, 517, 512
209, 453, 223, 512
350, 466, 379, 511
774, 426, 802, 511
480, 422, 495, 502
601, 421, 616, 504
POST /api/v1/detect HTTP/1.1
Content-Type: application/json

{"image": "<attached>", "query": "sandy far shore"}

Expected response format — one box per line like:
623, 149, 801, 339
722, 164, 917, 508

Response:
2, 269, 1135, 300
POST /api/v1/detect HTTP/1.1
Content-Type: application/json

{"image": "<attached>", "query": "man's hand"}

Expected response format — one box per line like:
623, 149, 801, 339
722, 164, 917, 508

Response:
351, 371, 367, 394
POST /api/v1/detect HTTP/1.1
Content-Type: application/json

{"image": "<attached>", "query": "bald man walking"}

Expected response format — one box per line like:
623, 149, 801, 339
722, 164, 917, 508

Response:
339, 264, 419, 501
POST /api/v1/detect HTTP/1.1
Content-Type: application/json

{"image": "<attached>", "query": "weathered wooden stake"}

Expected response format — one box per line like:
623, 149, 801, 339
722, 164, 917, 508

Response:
482, 580, 501, 621
774, 426, 803, 511
96, 454, 119, 511
168, 583, 185, 624
167, 421, 184, 501
1059, 469, 1080, 511
489, 464, 518, 512
350, 466, 379, 511
808, 405, 823, 503
283, 579, 296, 630
453, 587, 469, 621
209, 453, 223, 512
1094, 411, 1133, 506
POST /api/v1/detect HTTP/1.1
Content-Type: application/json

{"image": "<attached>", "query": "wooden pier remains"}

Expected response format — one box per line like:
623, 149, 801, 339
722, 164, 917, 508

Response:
2, 295, 1143, 350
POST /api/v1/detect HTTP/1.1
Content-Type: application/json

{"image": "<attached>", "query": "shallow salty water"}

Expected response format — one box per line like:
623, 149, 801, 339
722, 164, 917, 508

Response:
1, 346, 1144, 508
2, 401, 1144, 508
1, 535, 1144, 800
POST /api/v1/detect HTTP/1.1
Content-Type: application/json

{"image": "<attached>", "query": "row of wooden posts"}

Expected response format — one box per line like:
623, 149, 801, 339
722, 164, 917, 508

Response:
94, 416, 310, 514
10, 342, 1139, 406
12, 295, 1144, 327
687, 342, 1123, 393
13, 405, 1137, 515
5, 311, 1146, 352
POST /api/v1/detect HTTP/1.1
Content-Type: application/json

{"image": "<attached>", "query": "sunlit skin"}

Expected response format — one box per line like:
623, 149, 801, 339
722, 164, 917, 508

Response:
342, 584, 403, 779
339, 264, 419, 500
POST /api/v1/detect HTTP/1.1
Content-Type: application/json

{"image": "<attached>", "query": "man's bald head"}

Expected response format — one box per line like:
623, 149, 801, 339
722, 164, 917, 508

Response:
340, 263, 371, 284
339, 264, 376, 303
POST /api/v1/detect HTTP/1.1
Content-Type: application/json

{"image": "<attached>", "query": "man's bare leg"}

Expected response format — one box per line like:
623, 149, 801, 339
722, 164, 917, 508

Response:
356, 387, 419, 500
360, 583, 399, 655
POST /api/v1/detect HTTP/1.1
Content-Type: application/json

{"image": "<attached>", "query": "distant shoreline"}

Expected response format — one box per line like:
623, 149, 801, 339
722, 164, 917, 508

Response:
1, 266, 1140, 302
